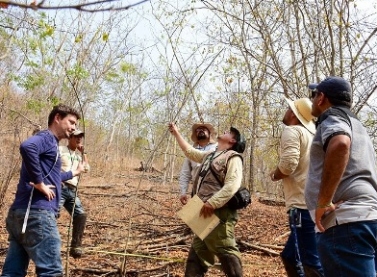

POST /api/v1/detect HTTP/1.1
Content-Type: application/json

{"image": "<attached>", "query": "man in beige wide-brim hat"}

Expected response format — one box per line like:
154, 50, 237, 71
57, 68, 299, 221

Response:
179, 123, 217, 205
270, 97, 324, 277
190, 123, 217, 145
284, 97, 316, 134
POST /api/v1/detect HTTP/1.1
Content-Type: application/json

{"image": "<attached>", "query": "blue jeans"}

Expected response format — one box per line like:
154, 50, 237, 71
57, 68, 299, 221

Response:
317, 220, 377, 277
59, 185, 85, 217
281, 209, 323, 271
1, 209, 62, 277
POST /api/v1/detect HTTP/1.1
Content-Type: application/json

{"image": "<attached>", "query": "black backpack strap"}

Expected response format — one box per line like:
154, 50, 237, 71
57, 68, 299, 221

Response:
193, 152, 216, 196
209, 154, 243, 187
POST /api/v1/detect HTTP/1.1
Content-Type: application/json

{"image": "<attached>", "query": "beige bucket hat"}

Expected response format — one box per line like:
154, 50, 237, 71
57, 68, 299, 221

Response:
284, 97, 316, 134
190, 123, 217, 144
71, 130, 85, 137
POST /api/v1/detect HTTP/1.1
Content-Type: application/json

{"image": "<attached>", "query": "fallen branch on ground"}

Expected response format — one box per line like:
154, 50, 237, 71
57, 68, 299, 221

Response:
238, 240, 280, 256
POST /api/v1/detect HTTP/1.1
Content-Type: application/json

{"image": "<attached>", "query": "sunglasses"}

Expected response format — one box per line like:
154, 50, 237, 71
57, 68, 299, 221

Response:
310, 89, 319, 100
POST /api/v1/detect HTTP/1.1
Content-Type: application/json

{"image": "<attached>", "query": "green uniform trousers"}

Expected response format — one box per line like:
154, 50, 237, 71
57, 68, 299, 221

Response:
192, 206, 241, 267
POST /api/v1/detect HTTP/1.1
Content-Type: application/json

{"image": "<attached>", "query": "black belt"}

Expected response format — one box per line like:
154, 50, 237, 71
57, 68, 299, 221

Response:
62, 182, 76, 190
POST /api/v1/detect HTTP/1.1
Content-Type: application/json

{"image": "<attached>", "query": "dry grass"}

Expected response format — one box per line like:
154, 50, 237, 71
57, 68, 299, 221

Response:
0, 173, 288, 277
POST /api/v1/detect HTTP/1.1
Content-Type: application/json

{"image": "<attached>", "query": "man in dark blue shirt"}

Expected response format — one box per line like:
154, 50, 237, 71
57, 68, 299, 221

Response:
1, 104, 84, 277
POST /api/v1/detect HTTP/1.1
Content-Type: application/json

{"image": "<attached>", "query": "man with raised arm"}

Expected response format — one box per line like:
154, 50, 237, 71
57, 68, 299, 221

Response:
169, 122, 246, 277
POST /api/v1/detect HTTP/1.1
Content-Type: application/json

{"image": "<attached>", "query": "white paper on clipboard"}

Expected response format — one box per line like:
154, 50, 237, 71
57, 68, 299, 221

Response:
177, 195, 220, 240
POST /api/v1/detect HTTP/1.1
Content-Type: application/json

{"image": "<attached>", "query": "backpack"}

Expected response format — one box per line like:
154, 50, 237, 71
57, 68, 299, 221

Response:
209, 162, 251, 210
226, 187, 252, 210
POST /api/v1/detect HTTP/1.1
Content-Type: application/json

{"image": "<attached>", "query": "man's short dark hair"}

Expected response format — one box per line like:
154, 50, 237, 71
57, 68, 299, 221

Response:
47, 104, 80, 126
326, 97, 352, 108
230, 127, 246, 153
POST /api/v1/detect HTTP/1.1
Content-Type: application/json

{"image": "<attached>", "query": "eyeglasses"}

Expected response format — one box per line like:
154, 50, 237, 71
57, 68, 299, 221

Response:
310, 89, 319, 100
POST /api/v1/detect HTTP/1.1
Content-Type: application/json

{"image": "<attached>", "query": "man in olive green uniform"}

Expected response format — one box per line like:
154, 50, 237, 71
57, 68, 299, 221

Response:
169, 123, 246, 277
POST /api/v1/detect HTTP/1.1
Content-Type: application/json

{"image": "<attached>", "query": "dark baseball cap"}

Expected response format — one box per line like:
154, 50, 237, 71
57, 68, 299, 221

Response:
230, 127, 246, 153
309, 76, 352, 103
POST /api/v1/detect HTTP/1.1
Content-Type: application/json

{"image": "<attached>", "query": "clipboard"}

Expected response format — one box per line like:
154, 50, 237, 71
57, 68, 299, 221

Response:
177, 195, 220, 240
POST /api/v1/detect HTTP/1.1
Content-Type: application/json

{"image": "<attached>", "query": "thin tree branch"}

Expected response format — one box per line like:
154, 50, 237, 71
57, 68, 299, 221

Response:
0, 0, 150, 12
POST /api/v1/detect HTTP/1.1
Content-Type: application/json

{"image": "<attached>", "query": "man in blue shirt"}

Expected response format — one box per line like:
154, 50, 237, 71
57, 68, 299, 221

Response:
1, 104, 85, 277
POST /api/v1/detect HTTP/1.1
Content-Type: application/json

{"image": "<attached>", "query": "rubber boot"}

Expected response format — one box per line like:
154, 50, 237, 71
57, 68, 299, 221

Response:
303, 265, 325, 277
70, 213, 87, 259
218, 254, 243, 277
281, 257, 302, 277
184, 247, 208, 277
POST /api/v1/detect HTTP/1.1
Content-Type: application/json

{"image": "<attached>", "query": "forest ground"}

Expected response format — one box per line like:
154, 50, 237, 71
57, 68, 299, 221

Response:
0, 172, 288, 276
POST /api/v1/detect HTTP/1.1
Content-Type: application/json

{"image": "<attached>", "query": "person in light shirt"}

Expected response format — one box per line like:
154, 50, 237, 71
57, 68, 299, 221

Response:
178, 123, 217, 205
59, 129, 90, 258
169, 122, 246, 277
270, 97, 323, 277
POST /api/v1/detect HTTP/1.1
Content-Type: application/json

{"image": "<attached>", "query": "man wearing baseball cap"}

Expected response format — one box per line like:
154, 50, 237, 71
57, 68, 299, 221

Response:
305, 76, 377, 276
178, 123, 217, 205
59, 129, 90, 258
270, 97, 323, 277
168, 122, 246, 277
